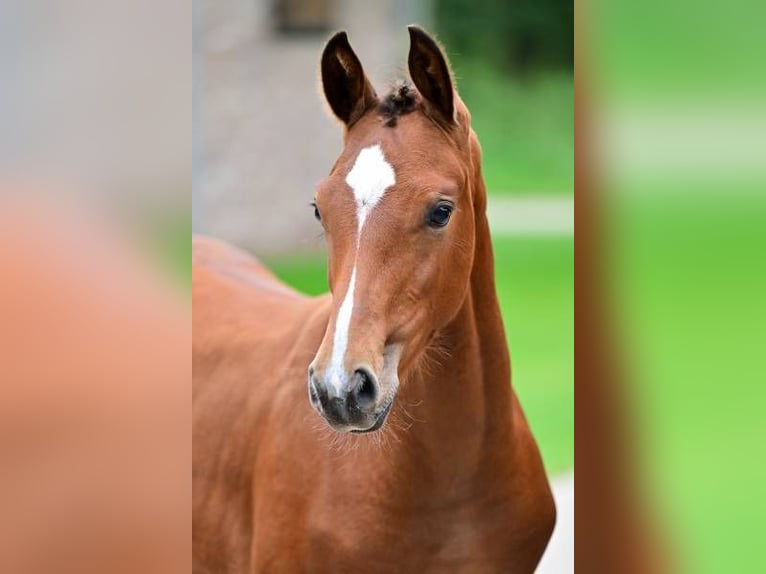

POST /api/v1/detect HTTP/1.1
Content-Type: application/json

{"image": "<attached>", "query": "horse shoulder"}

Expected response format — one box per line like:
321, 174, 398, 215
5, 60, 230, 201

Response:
192, 235, 331, 574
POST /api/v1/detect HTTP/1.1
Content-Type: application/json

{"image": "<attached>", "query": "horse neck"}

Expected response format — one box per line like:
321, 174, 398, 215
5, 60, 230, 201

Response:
394, 150, 515, 478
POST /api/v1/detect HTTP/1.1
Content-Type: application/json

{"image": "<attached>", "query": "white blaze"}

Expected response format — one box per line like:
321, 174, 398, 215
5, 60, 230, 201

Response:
327, 144, 396, 393
345, 144, 396, 229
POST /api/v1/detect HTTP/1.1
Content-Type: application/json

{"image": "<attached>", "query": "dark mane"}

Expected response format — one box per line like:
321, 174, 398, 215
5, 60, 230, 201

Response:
377, 80, 419, 127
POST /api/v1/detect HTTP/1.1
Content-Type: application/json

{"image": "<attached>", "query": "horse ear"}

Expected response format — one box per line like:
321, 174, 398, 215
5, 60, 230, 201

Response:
321, 31, 377, 127
407, 25, 455, 124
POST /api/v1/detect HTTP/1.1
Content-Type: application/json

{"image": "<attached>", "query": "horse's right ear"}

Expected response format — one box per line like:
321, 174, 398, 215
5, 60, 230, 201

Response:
321, 31, 377, 127
407, 25, 455, 125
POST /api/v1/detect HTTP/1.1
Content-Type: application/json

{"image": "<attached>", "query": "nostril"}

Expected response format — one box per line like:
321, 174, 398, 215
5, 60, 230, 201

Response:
353, 368, 378, 407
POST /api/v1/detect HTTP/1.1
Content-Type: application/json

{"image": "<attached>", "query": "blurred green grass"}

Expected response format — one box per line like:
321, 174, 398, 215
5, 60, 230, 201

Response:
266, 235, 574, 476
609, 193, 766, 573
451, 63, 573, 195
593, 0, 766, 100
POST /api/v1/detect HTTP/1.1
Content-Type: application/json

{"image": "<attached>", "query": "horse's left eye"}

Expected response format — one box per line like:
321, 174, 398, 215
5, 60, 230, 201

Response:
428, 202, 453, 228
311, 202, 322, 222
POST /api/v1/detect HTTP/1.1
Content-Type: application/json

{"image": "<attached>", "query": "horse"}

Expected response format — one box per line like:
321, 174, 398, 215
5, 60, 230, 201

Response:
193, 26, 556, 573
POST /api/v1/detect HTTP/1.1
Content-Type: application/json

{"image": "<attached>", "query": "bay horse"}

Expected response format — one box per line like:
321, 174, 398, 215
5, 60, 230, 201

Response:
193, 26, 555, 573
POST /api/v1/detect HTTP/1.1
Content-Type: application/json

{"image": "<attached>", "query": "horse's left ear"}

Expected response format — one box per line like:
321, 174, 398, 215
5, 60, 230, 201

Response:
407, 25, 455, 124
321, 31, 378, 127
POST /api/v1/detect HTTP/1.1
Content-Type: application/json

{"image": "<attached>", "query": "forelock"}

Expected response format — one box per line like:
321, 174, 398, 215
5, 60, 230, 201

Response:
376, 80, 419, 128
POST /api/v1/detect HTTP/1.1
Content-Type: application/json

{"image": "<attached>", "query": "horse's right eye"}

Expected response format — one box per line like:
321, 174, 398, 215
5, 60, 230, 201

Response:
427, 201, 453, 228
311, 202, 322, 222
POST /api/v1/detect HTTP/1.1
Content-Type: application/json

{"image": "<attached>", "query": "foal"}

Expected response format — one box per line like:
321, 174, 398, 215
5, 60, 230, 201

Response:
193, 26, 555, 573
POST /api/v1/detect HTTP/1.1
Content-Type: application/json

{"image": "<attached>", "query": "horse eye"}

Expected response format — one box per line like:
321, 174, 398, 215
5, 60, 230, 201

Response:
428, 202, 453, 228
311, 202, 322, 222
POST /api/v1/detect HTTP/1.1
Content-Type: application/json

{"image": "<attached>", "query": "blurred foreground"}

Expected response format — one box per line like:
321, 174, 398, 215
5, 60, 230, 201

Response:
0, 197, 190, 574
1, 1, 190, 571
579, 0, 766, 570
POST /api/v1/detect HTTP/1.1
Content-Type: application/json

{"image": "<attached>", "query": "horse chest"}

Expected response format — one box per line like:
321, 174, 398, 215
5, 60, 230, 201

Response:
298, 494, 517, 573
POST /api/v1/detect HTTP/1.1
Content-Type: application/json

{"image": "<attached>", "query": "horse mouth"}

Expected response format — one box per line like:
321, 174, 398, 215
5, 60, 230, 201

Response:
350, 399, 393, 434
